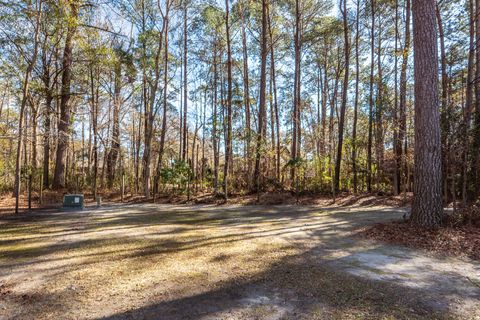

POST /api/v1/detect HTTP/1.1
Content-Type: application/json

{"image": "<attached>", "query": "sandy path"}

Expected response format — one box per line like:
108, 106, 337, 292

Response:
0, 204, 478, 319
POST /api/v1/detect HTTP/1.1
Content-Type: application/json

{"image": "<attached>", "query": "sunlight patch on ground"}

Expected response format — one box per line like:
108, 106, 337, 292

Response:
0, 204, 478, 319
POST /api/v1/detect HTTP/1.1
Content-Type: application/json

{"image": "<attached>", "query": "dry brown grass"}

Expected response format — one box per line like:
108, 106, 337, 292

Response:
0, 205, 476, 319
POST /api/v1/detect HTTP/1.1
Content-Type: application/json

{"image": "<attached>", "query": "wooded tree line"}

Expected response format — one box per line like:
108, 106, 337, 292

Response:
0, 0, 478, 226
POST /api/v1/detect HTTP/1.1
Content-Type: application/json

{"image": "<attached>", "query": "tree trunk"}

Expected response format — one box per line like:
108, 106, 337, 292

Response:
393, 0, 400, 195
13, 0, 43, 213
30, 99, 39, 170
375, 9, 384, 188
90, 67, 99, 200
474, 0, 480, 197
135, 111, 141, 194
291, 0, 301, 185
142, 0, 168, 197
41, 40, 54, 189
464, 0, 475, 205
154, 3, 171, 196
212, 43, 220, 195
268, 13, 281, 183
224, 0, 233, 200
107, 60, 122, 188
53, 1, 77, 189
436, 4, 449, 203
367, 0, 375, 193
201, 86, 207, 190
399, 0, 411, 197
334, 0, 350, 192
352, 0, 360, 194
321, 57, 328, 158
254, 0, 268, 192
182, 1, 188, 162
411, 0, 443, 228
240, 0, 252, 184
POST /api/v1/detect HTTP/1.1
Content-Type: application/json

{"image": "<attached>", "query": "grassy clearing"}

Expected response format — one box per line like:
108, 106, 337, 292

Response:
0, 205, 475, 319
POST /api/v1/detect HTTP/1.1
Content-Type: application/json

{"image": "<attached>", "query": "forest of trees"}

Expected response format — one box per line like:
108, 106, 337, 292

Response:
0, 0, 479, 228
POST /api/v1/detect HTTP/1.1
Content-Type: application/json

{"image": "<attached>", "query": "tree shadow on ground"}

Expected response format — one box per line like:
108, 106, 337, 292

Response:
0, 204, 399, 266
2, 204, 476, 319
96, 243, 467, 320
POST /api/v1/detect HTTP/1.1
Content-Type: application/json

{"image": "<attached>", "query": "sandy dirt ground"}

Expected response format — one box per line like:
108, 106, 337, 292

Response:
0, 204, 479, 319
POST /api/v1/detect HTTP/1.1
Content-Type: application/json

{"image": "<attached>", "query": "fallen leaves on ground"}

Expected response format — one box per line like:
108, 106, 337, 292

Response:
360, 221, 480, 260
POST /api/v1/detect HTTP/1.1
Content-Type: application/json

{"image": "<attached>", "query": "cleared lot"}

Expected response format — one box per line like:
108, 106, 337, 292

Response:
0, 204, 479, 319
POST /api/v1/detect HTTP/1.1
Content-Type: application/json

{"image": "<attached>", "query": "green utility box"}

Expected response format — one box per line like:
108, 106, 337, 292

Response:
63, 194, 84, 210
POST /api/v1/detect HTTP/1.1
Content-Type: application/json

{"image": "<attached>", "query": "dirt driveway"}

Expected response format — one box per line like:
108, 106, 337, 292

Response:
0, 204, 479, 319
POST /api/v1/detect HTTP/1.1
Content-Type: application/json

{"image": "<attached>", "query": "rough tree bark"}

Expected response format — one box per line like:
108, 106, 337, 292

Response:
253, 0, 268, 192
53, 0, 77, 189
411, 0, 443, 228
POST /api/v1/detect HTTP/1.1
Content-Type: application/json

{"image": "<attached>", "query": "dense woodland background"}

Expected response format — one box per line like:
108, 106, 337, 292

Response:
0, 0, 478, 225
